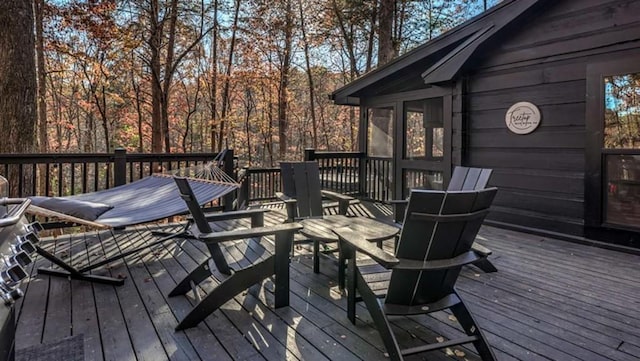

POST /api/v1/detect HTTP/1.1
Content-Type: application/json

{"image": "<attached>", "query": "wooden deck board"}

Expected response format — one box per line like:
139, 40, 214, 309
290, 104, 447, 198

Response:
156, 229, 267, 361
137, 225, 235, 361
12, 202, 640, 361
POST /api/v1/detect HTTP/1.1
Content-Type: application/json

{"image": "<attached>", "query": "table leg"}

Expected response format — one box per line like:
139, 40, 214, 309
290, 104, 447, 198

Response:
313, 239, 320, 273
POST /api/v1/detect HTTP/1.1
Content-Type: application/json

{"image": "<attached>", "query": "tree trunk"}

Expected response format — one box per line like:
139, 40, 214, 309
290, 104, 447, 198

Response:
0, 0, 37, 195
298, 0, 318, 149
149, 0, 164, 153
219, 0, 241, 152
209, 0, 219, 152
244, 88, 253, 165
366, 2, 377, 72
277, 0, 294, 160
34, 0, 47, 153
162, 0, 179, 153
34, 0, 48, 195
130, 52, 145, 152
378, 0, 395, 65
332, 0, 360, 78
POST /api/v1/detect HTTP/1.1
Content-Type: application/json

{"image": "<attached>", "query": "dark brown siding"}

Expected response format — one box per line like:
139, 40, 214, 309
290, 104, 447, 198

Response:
462, 0, 640, 236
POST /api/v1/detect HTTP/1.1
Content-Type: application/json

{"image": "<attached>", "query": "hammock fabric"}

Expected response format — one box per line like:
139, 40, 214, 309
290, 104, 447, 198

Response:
28, 174, 239, 228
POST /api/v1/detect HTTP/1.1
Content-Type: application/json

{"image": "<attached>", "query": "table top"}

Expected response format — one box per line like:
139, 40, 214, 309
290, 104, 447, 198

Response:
299, 215, 400, 243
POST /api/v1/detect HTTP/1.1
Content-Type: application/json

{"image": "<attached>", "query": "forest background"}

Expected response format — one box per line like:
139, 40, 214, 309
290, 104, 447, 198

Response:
1, 0, 501, 167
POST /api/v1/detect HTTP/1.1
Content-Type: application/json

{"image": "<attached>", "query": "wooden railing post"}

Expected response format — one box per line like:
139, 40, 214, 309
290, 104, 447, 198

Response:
237, 167, 250, 209
359, 154, 367, 198
223, 149, 235, 211
304, 148, 316, 161
114, 148, 127, 187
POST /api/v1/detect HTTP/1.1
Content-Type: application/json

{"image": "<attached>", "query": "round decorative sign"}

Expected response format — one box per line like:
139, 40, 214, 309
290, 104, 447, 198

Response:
505, 102, 541, 135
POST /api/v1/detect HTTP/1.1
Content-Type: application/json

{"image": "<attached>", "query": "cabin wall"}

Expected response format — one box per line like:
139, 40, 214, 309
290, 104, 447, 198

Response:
462, 0, 640, 236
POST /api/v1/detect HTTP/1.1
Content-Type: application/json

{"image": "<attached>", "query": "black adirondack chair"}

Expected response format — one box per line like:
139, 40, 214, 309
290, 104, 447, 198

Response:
170, 177, 302, 330
276, 161, 358, 273
335, 187, 498, 361
392, 166, 497, 273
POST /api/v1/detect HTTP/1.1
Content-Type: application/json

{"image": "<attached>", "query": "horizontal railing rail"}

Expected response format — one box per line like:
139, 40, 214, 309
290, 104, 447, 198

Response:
0, 149, 224, 198
240, 167, 282, 203
1, 148, 394, 208
305, 149, 364, 196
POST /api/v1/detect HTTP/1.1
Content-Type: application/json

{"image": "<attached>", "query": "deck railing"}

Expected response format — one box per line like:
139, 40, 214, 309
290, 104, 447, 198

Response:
362, 156, 393, 202
236, 150, 393, 206
304, 149, 364, 195
0, 149, 226, 197
1, 148, 394, 206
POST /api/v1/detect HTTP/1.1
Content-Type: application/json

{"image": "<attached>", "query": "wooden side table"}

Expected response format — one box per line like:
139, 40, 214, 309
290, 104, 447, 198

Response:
300, 215, 400, 288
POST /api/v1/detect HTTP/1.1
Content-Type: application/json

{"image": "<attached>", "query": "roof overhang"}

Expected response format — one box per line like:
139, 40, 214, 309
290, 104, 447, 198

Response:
420, 24, 494, 84
331, 0, 546, 105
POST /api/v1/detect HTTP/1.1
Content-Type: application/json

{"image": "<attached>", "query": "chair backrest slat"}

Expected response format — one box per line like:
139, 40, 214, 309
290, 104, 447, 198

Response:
281, 163, 297, 197
280, 162, 324, 218
447, 166, 493, 191
174, 177, 213, 233
386, 187, 497, 306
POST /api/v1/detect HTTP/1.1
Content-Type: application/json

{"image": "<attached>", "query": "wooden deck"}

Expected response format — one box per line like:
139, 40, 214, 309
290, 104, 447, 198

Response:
13, 203, 640, 361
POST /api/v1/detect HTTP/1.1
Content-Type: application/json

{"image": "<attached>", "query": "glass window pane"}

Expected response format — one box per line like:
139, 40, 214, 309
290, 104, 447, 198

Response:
432, 127, 444, 157
606, 155, 640, 227
604, 73, 640, 149
367, 107, 394, 157
404, 98, 443, 159
405, 110, 425, 158
404, 169, 443, 198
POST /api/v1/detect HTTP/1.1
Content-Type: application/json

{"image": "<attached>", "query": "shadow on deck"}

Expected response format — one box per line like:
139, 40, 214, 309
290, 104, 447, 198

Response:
13, 202, 640, 361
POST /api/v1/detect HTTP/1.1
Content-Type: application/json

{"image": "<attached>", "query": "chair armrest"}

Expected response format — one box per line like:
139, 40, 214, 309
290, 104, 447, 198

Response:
389, 199, 408, 223
394, 251, 482, 271
198, 223, 303, 243
321, 190, 355, 202
334, 227, 399, 268
388, 199, 408, 205
190, 208, 269, 227
275, 192, 297, 204
321, 190, 359, 215
275, 192, 298, 222
471, 242, 492, 257
201, 208, 269, 221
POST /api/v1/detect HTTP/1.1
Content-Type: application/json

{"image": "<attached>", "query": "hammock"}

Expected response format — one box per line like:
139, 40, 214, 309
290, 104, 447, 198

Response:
27, 157, 239, 228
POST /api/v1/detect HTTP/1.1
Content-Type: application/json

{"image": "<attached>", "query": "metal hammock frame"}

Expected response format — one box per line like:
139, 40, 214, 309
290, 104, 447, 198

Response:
29, 152, 241, 286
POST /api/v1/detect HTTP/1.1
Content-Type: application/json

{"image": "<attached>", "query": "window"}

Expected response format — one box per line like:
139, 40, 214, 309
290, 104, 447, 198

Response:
602, 71, 640, 228
606, 155, 640, 227
404, 98, 443, 160
604, 73, 640, 149
405, 108, 425, 158
367, 106, 394, 157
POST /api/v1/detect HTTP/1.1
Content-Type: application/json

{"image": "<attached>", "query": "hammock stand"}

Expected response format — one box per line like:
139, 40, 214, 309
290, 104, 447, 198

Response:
28, 157, 240, 286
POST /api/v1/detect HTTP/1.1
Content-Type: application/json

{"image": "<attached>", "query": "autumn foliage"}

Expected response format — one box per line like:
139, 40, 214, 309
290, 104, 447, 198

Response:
36, 0, 499, 167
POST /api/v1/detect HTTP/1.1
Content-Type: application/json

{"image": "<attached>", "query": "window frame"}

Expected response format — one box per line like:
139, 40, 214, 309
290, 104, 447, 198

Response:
585, 57, 640, 232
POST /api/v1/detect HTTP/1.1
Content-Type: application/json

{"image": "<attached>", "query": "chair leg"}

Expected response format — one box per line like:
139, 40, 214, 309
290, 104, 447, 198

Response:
313, 239, 320, 273
207, 243, 232, 275
175, 256, 275, 330
472, 258, 498, 273
169, 260, 214, 297
338, 252, 346, 290
355, 269, 403, 361
346, 258, 356, 324
450, 297, 496, 361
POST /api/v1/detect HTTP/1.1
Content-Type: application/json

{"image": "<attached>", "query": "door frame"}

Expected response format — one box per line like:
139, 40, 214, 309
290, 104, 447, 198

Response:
360, 86, 453, 200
